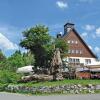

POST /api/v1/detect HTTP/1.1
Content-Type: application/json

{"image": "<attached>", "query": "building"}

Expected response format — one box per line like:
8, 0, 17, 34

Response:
58, 23, 100, 78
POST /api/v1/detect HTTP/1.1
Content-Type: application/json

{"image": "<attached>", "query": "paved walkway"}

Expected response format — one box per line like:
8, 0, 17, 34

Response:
0, 92, 100, 100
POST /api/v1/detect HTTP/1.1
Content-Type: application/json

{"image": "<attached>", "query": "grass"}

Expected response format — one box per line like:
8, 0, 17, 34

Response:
16, 79, 100, 87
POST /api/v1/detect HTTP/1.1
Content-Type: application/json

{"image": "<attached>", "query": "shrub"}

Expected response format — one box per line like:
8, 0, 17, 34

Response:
0, 83, 8, 91
0, 70, 21, 84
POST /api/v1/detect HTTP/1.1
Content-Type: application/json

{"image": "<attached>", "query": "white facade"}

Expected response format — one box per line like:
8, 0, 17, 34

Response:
63, 57, 100, 66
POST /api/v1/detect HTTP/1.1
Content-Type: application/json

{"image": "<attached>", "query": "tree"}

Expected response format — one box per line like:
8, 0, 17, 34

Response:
3, 50, 24, 71
54, 38, 68, 58
0, 50, 6, 70
23, 51, 35, 66
0, 49, 6, 62
20, 24, 69, 70
0, 49, 35, 72
20, 25, 51, 68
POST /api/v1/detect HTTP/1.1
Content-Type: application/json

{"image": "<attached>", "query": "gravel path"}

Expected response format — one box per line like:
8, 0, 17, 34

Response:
0, 92, 100, 100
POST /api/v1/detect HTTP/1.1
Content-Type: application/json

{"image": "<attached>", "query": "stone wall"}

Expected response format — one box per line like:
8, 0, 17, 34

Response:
1, 84, 100, 94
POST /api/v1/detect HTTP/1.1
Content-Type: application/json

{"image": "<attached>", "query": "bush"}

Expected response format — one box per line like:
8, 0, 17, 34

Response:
0, 83, 8, 92
0, 70, 21, 84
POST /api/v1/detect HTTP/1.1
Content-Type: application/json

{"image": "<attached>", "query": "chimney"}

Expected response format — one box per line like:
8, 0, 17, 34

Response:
57, 32, 63, 38
64, 23, 74, 35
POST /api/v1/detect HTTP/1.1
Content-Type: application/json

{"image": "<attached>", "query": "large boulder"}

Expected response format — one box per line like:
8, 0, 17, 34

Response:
18, 74, 53, 83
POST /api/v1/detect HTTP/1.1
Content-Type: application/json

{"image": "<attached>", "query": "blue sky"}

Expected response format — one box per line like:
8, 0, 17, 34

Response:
0, 0, 100, 58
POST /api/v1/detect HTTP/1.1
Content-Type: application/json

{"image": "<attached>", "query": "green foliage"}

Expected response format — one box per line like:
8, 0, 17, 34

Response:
7, 50, 25, 71
0, 50, 6, 65
16, 79, 100, 87
55, 38, 68, 53
20, 25, 68, 68
0, 70, 21, 84
20, 25, 52, 68
0, 49, 6, 61
20, 25, 51, 49
0, 50, 35, 71
53, 38, 68, 58
23, 51, 35, 66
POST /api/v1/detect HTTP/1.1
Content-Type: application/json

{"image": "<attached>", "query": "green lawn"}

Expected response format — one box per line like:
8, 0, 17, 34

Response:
17, 79, 100, 87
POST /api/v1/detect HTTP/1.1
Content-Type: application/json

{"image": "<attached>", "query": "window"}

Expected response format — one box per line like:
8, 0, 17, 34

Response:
68, 58, 80, 63
68, 50, 71, 53
80, 50, 82, 54
67, 40, 78, 44
75, 41, 78, 44
76, 59, 80, 63
71, 50, 75, 53
73, 59, 75, 63
67, 28, 71, 32
69, 58, 72, 63
67, 40, 70, 43
76, 50, 79, 54
85, 59, 91, 64
71, 40, 74, 44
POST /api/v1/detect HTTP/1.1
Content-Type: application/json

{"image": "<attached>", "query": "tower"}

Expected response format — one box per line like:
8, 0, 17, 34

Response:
64, 23, 75, 35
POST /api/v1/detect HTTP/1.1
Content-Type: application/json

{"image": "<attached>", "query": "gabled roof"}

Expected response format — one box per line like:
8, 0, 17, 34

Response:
62, 28, 97, 58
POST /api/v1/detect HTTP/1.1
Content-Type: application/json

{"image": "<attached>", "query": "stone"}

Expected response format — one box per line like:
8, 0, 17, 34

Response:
95, 85, 100, 90
88, 84, 93, 88
77, 84, 82, 88
74, 90, 79, 94
88, 89, 95, 94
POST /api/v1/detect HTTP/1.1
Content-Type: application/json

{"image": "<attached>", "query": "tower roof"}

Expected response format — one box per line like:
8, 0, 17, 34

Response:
64, 22, 75, 27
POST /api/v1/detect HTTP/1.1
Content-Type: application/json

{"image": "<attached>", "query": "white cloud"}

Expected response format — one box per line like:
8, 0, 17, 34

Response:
0, 33, 18, 50
94, 47, 100, 53
0, 25, 23, 41
56, 1, 68, 9
96, 27, 100, 37
83, 24, 95, 31
81, 32, 88, 37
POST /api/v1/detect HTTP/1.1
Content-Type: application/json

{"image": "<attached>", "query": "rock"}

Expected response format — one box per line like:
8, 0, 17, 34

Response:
88, 84, 93, 88
77, 84, 82, 88
70, 85, 74, 89
88, 89, 95, 94
70, 90, 74, 94
95, 85, 100, 90
4, 84, 97, 94
74, 90, 79, 94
